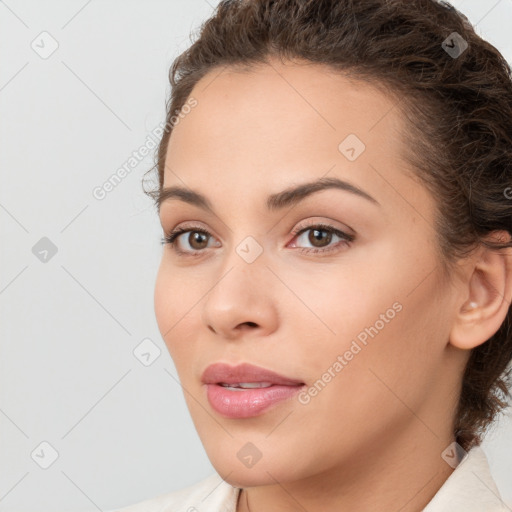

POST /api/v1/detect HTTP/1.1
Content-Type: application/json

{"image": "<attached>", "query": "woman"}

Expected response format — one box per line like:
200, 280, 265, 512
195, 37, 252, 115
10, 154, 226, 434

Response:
114, 0, 512, 510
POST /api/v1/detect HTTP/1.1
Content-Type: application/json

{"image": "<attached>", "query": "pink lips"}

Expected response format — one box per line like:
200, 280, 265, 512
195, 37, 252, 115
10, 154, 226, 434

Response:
202, 362, 305, 419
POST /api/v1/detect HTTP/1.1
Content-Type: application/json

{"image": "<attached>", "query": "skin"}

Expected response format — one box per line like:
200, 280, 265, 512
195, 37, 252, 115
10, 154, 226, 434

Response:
154, 57, 512, 512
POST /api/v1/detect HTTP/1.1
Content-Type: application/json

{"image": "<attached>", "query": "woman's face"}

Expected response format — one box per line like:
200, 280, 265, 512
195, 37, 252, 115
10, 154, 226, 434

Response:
154, 59, 469, 487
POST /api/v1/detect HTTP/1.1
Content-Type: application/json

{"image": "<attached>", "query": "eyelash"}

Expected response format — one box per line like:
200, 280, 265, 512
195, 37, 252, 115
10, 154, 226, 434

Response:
160, 223, 355, 257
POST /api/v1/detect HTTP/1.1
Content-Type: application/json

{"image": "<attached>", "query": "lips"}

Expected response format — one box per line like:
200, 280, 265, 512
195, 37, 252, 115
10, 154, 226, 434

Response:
202, 362, 305, 419
201, 362, 304, 386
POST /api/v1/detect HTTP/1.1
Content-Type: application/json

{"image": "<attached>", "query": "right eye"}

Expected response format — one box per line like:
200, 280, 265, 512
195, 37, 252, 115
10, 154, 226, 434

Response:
161, 225, 220, 256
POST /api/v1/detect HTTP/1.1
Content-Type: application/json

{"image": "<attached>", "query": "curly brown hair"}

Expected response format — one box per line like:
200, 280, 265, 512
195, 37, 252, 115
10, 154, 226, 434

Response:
145, 0, 512, 452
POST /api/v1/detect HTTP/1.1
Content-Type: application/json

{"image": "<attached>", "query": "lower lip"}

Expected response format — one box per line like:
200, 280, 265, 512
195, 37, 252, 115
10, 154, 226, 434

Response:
205, 383, 304, 419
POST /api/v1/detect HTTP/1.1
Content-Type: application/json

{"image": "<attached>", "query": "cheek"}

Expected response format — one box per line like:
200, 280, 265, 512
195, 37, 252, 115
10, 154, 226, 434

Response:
153, 263, 172, 337
153, 262, 190, 354
288, 259, 402, 361
153, 260, 207, 371
294, 244, 444, 406
312, 283, 447, 432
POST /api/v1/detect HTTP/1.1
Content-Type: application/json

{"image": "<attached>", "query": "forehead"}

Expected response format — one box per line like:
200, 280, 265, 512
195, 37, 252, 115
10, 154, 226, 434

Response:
166, 58, 405, 172
161, 58, 434, 225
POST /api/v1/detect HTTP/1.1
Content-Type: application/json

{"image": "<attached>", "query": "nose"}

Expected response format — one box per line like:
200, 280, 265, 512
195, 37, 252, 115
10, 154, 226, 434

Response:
201, 255, 279, 341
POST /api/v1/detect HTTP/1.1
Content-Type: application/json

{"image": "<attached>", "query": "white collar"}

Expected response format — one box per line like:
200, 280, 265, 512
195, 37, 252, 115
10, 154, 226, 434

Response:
422, 444, 509, 511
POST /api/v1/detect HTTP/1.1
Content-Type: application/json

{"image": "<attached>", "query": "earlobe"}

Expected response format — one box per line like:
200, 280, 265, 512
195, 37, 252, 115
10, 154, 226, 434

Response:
450, 230, 512, 351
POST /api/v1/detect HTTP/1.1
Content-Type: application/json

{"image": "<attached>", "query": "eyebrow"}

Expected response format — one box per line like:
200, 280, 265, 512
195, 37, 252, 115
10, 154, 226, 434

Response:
156, 176, 380, 214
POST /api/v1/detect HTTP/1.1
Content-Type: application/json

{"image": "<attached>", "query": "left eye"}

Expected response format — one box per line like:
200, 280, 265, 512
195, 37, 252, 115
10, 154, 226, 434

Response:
290, 224, 354, 254
161, 223, 354, 256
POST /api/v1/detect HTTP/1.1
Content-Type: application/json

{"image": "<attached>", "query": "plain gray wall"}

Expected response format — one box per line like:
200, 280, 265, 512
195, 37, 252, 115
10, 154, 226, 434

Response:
1, 1, 511, 511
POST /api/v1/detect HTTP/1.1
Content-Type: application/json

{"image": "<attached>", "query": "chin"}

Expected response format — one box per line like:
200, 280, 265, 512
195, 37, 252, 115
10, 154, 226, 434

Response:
214, 464, 288, 488
204, 441, 311, 488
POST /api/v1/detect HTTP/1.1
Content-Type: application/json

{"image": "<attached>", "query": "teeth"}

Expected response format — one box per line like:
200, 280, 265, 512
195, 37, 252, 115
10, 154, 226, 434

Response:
220, 382, 273, 389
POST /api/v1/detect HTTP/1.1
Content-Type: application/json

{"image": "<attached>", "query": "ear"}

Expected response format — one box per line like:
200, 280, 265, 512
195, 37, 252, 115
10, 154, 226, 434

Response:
450, 230, 512, 350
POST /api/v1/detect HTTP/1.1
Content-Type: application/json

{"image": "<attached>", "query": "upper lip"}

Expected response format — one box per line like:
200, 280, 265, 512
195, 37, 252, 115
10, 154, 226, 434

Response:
201, 362, 304, 386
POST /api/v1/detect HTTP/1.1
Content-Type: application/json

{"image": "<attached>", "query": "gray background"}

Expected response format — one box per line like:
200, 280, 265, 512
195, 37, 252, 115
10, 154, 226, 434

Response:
0, 1, 511, 511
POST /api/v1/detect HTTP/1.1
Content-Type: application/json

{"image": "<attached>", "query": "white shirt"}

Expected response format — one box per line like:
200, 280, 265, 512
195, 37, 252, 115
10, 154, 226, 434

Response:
110, 445, 509, 511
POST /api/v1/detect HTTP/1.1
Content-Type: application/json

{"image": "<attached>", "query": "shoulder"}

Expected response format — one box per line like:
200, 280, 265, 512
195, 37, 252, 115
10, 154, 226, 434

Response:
108, 473, 240, 512
423, 445, 509, 512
